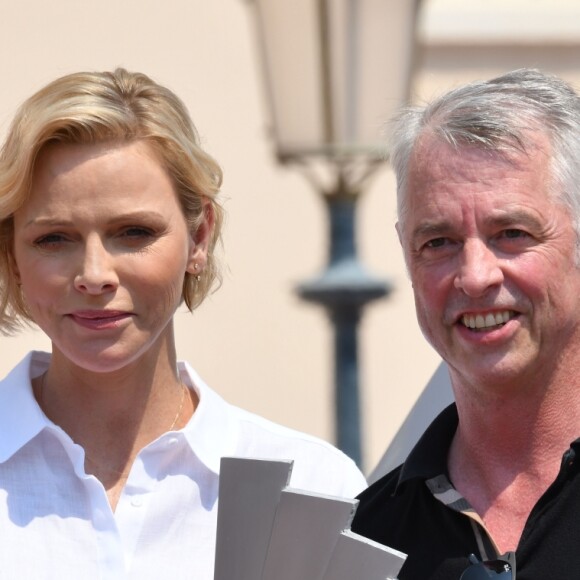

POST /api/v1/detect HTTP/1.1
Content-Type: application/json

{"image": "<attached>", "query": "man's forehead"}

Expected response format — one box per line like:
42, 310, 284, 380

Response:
410, 133, 535, 172
398, 133, 561, 237
406, 129, 556, 195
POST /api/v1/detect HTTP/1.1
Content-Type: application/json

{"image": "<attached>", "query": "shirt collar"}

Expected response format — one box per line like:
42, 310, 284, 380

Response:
178, 361, 238, 476
0, 354, 239, 474
0, 351, 52, 463
395, 403, 458, 493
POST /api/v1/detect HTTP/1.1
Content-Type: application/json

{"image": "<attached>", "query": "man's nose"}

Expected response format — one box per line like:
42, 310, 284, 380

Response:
453, 238, 503, 297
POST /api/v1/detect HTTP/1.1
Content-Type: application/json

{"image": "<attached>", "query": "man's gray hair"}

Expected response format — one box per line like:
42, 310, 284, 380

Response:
391, 69, 580, 239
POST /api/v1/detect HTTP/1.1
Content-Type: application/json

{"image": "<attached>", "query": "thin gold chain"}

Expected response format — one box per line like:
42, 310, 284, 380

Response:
38, 372, 187, 477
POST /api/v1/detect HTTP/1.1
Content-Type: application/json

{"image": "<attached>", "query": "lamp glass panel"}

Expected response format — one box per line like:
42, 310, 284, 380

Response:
252, 0, 420, 158
329, 0, 419, 151
254, 0, 324, 154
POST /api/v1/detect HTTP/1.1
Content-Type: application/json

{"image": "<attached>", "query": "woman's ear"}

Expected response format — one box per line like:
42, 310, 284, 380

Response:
10, 251, 21, 286
186, 203, 215, 274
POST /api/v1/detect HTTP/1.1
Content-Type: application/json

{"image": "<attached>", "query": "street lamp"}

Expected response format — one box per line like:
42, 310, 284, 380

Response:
244, 0, 422, 467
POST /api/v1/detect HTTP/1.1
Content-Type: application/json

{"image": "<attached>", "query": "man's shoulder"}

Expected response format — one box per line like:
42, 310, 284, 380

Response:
358, 465, 403, 503
351, 403, 459, 546
352, 465, 406, 538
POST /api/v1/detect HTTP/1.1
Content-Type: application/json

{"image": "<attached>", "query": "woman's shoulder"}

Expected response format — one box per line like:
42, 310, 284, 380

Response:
0, 351, 47, 389
227, 405, 367, 496
180, 360, 367, 496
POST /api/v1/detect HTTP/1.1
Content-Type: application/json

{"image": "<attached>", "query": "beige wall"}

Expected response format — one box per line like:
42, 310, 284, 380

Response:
0, 0, 578, 475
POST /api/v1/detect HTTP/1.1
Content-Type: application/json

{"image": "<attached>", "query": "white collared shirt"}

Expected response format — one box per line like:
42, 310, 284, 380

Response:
0, 352, 366, 579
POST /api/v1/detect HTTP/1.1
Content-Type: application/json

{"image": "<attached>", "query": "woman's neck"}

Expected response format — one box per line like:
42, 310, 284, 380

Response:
34, 346, 198, 508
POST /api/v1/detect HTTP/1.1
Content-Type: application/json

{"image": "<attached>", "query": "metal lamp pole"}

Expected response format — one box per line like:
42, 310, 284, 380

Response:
297, 187, 391, 465
244, 0, 422, 467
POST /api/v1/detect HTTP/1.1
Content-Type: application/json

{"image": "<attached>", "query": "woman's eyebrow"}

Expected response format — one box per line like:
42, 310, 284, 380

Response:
23, 210, 166, 229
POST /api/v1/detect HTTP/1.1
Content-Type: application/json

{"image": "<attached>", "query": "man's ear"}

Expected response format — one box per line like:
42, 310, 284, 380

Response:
395, 221, 403, 247
395, 221, 412, 277
186, 203, 215, 274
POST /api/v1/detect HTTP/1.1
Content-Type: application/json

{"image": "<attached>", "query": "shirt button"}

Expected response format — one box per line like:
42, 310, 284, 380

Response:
131, 496, 143, 507
167, 437, 178, 446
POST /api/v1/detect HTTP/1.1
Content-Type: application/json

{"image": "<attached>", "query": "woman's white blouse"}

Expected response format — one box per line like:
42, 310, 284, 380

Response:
0, 351, 366, 579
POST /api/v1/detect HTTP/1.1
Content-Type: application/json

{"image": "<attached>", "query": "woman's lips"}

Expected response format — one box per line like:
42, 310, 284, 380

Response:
68, 310, 132, 330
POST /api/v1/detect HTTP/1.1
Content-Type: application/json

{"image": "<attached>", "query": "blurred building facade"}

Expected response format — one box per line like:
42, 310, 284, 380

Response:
0, 0, 579, 474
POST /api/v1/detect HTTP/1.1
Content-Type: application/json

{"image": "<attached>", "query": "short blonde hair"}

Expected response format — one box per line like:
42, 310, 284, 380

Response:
0, 68, 224, 333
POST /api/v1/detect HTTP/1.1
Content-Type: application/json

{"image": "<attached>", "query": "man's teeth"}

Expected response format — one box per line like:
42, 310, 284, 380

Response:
461, 311, 512, 329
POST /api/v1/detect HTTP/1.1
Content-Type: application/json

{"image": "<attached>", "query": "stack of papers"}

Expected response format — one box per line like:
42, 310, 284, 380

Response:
214, 457, 406, 580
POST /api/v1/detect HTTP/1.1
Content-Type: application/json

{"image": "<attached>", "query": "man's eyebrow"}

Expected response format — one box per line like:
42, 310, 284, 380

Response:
410, 222, 453, 240
409, 210, 545, 241
482, 210, 543, 229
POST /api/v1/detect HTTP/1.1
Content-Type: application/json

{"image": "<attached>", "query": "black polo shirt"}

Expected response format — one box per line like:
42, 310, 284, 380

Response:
351, 404, 580, 580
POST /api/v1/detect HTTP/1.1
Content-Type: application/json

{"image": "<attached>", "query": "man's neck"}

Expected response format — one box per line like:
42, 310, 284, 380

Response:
447, 369, 580, 552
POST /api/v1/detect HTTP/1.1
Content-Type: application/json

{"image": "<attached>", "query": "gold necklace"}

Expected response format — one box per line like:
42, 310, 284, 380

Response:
38, 372, 187, 476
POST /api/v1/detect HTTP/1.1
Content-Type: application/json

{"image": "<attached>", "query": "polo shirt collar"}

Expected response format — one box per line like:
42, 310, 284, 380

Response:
0, 351, 51, 463
395, 403, 458, 493
178, 361, 238, 476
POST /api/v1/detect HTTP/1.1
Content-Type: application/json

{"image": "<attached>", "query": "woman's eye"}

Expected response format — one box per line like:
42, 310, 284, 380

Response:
34, 233, 68, 247
118, 227, 159, 249
121, 227, 154, 239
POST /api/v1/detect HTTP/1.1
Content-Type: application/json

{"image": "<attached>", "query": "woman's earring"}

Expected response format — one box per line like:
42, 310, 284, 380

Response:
194, 263, 201, 282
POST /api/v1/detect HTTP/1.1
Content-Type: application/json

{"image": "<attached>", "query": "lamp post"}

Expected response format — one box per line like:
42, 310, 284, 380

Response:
244, 0, 422, 467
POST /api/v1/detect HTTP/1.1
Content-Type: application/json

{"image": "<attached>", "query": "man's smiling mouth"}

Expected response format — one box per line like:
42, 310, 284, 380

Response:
461, 310, 515, 331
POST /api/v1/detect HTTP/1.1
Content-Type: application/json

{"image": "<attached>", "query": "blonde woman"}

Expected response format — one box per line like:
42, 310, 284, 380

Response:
0, 69, 365, 578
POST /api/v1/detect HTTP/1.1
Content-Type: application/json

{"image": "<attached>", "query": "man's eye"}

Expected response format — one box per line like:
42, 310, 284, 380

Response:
425, 238, 448, 248
503, 229, 528, 239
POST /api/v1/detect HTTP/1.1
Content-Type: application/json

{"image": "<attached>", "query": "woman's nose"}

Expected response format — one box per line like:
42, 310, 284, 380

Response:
73, 236, 119, 294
